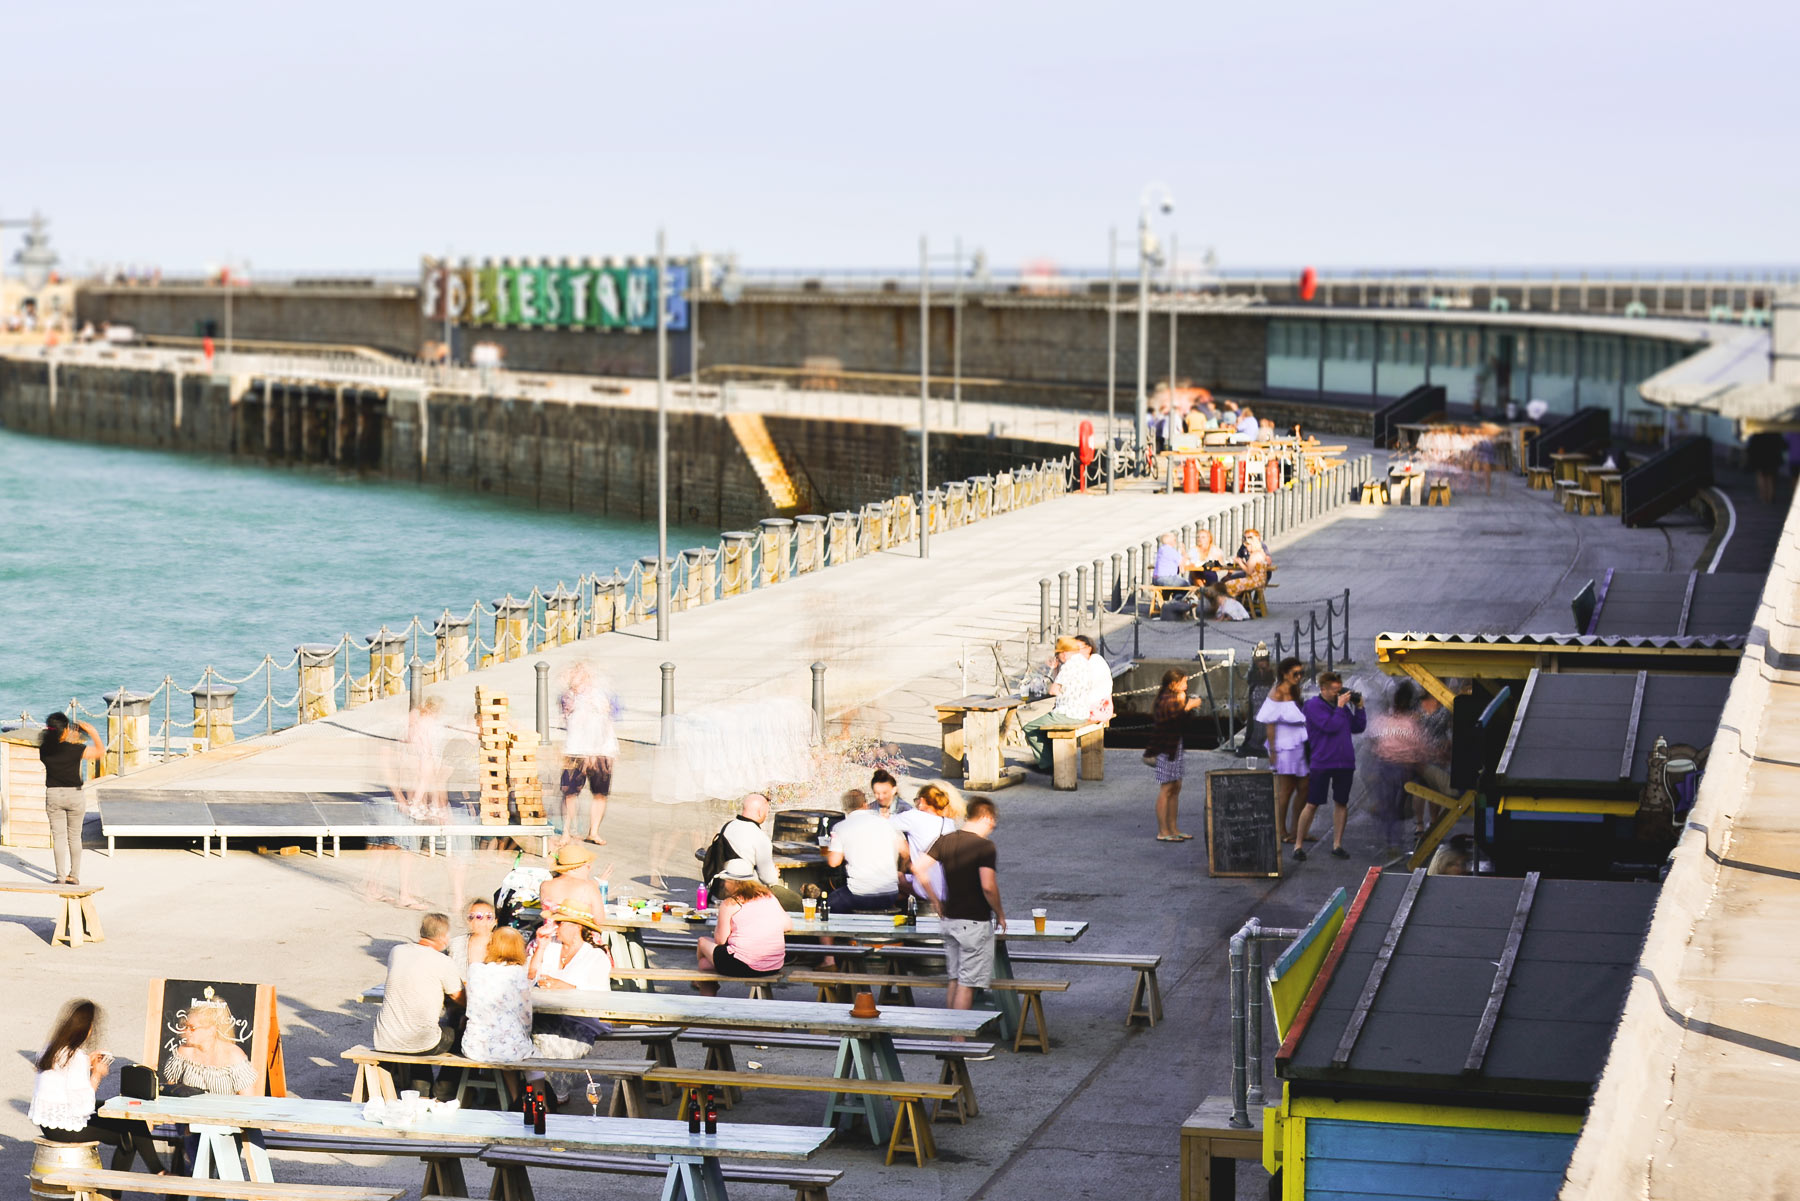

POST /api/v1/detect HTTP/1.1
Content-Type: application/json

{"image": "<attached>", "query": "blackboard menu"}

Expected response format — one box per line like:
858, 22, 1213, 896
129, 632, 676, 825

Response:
143, 978, 284, 1097
1205, 769, 1282, 877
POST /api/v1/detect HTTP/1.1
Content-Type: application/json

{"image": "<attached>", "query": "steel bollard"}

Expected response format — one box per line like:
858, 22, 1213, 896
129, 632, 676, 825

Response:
1126, 547, 1139, 604
1140, 541, 1154, 582
1110, 553, 1123, 610
1074, 565, 1088, 625
1058, 570, 1071, 635
407, 656, 423, 712
535, 661, 550, 742
1092, 558, 1105, 621
659, 662, 676, 747
810, 661, 826, 744
1039, 578, 1052, 642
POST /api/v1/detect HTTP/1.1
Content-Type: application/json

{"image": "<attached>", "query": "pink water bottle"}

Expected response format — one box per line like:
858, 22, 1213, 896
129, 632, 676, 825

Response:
696, 885, 709, 911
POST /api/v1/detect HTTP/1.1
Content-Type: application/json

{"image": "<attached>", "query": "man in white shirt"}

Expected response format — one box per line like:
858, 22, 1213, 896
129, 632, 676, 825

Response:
824, 789, 906, 913
373, 913, 466, 1100
1021, 636, 1114, 772
715, 792, 803, 911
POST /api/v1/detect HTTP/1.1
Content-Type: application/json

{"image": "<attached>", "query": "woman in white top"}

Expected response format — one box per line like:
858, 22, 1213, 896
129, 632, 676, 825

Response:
31, 999, 165, 1171
893, 781, 963, 903
1256, 657, 1311, 850
461, 927, 534, 1101
527, 911, 612, 1059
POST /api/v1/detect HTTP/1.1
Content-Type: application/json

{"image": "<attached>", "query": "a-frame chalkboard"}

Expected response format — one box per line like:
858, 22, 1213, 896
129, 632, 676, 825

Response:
1205, 769, 1282, 878
144, 978, 286, 1097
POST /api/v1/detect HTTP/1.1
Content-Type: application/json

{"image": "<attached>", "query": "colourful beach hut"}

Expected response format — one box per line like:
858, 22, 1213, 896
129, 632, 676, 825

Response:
1263, 868, 1654, 1199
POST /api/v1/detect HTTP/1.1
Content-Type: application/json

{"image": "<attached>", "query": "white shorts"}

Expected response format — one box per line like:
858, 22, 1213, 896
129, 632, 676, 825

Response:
942, 918, 996, 989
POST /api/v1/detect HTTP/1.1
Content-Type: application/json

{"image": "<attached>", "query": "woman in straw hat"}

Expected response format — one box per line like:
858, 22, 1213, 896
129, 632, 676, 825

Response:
526, 908, 613, 1085
696, 858, 791, 996
536, 841, 611, 927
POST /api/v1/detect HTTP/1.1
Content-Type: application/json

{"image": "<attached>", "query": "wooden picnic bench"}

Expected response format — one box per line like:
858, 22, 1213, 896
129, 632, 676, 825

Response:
39, 1165, 402, 1201
674, 1029, 993, 1124
612, 966, 784, 998
1, 880, 103, 946
1144, 582, 1199, 618
342, 1045, 655, 1116
1038, 721, 1106, 791
473, 1146, 841, 1201
784, 971, 1068, 1053
870, 945, 1164, 1027
933, 695, 1029, 791
259, 1132, 484, 1200
646, 1067, 959, 1167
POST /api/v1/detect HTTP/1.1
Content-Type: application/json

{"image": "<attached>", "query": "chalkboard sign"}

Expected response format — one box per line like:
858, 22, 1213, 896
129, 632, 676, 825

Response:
143, 978, 286, 1097
1205, 769, 1282, 878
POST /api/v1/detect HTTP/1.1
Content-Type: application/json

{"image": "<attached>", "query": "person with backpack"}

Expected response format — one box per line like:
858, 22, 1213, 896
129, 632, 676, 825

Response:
701, 793, 803, 912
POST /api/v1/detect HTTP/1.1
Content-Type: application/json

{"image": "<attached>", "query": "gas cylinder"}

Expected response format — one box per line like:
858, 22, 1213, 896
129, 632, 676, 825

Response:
1182, 458, 1199, 494
1209, 457, 1224, 493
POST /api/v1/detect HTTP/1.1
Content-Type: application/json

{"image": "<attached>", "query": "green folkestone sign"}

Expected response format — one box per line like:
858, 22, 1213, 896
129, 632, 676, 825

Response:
422, 261, 690, 331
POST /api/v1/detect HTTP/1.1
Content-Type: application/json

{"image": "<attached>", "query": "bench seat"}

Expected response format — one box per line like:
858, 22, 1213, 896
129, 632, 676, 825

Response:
1038, 721, 1106, 790
475, 1145, 842, 1201
41, 1166, 400, 1201
773, 972, 1068, 1053
869, 946, 1166, 1026
645, 1067, 960, 1166
341, 1045, 655, 1116
0, 881, 103, 946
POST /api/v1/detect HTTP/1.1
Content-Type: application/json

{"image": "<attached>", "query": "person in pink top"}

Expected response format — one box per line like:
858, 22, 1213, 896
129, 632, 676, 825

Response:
696, 859, 791, 995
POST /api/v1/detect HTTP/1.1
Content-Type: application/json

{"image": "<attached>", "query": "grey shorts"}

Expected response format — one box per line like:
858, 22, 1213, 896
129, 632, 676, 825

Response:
942, 918, 996, 989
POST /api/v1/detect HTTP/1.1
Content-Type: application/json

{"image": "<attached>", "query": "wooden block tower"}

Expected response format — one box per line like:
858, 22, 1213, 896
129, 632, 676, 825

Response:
508, 730, 547, 825
475, 687, 511, 825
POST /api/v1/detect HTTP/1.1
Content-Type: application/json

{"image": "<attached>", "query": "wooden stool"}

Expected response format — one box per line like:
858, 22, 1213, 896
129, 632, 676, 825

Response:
1601, 475, 1624, 515
1526, 466, 1553, 491
1427, 480, 1451, 506
1559, 483, 1584, 513
1571, 488, 1603, 516
1359, 480, 1386, 505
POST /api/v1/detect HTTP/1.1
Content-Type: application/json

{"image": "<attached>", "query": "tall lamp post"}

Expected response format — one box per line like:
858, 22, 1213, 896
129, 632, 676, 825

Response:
1134, 183, 1175, 452
919, 234, 930, 560
1106, 226, 1118, 494
655, 229, 671, 642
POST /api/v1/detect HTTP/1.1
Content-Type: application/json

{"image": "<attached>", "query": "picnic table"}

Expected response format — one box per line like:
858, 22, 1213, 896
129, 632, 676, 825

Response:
932, 695, 1029, 790
534, 987, 994, 1143
100, 1093, 830, 1201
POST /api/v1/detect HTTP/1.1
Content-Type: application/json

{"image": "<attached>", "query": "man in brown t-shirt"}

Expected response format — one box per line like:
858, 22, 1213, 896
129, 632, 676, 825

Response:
916, 797, 1006, 1023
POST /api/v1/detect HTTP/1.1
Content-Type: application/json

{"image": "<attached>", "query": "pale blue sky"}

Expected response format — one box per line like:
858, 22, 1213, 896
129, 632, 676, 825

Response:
6, 0, 1795, 274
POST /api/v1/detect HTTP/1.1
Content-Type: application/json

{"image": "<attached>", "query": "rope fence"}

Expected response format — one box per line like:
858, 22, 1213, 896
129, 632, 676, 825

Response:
11, 450, 1084, 777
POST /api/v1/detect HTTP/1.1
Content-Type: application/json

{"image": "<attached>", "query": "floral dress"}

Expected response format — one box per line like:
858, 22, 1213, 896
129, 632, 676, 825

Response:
461, 962, 533, 1062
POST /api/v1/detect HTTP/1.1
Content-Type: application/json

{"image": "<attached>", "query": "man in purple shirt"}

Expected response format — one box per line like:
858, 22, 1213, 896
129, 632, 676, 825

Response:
1291, 671, 1367, 860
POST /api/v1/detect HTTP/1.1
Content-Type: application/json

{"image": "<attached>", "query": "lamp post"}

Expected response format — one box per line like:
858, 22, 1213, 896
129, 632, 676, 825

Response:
1106, 226, 1118, 494
919, 234, 930, 560
952, 235, 963, 429
656, 229, 670, 642
1135, 183, 1175, 452
690, 244, 701, 404
1168, 231, 1178, 394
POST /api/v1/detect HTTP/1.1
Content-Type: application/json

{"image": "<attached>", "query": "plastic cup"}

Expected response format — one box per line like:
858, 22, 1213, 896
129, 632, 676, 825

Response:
802, 898, 818, 920
651, 908, 662, 922
400, 1089, 421, 1102
1032, 907, 1047, 933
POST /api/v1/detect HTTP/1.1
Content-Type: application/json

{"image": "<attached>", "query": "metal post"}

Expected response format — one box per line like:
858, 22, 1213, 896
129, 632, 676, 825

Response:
690, 246, 700, 405
1126, 546, 1139, 599
535, 660, 550, 742
1039, 578, 1053, 643
1168, 231, 1178, 391
920, 235, 931, 560
659, 662, 676, 747
656, 229, 671, 642
1074, 565, 1088, 626
1247, 922, 1266, 1107
952, 236, 963, 428
1058, 570, 1071, 635
1136, 212, 1150, 451
810, 661, 826, 744
1110, 552, 1123, 610
1106, 227, 1118, 494
1343, 587, 1352, 663
1228, 927, 1250, 1127
1092, 558, 1104, 622
408, 655, 424, 711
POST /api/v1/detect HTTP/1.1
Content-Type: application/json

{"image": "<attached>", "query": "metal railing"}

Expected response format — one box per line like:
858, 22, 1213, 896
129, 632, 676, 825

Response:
12, 451, 1082, 775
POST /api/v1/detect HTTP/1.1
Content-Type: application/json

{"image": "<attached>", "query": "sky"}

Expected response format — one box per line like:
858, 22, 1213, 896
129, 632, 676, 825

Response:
5, 0, 1796, 276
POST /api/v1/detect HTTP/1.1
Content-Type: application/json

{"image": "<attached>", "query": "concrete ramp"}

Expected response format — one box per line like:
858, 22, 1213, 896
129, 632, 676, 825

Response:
725, 411, 801, 511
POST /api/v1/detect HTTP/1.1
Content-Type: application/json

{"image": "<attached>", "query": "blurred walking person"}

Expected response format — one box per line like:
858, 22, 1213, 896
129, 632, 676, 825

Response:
559, 662, 619, 846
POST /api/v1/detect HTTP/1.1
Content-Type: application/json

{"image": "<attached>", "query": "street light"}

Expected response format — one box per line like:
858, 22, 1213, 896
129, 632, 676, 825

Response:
919, 234, 930, 560
1106, 226, 1118, 494
656, 229, 670, 642
1135, 182, 1175, 452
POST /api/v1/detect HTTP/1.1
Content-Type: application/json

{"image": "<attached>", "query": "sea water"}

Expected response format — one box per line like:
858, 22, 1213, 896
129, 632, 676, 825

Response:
0, 427, 705, 723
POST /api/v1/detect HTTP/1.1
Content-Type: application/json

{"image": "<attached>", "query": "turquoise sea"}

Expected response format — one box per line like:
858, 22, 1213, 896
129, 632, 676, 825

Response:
0, 428, 704, 726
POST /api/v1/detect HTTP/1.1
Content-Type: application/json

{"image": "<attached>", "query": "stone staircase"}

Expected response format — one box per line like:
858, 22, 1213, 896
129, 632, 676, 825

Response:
725, 411, 802, 511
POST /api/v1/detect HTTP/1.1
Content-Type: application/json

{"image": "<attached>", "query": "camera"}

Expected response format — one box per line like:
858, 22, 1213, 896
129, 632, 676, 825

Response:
1348, 691, 1363, 706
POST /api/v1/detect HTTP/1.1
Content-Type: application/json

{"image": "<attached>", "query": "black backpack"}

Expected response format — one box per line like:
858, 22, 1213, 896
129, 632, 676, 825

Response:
699, 817, 755, 885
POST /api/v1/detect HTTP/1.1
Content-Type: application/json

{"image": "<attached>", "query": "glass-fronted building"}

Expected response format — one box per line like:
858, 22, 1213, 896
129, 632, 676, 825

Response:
1264, 315, 1695, 426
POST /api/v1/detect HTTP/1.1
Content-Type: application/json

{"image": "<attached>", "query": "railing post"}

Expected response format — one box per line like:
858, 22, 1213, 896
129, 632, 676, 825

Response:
1074, 565, 1088, 627
1247, 926, 1267, 1107
408, 655, 424, 711
1343, 587, 1352, 663
810, 661, 826, 745
659, 662, 676, 747
1039, 578, 1053, 643
1229, 927, 1250, 1128
1110, 553, 1123, 610
1058, 570, 1071, 635
1126, 546, 1139, 600
535, 661, 551, 742
1092, 558, 1105, 622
